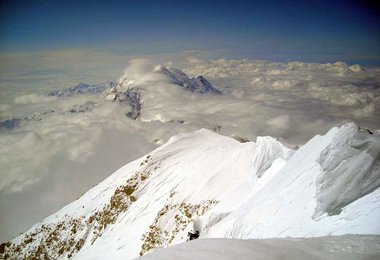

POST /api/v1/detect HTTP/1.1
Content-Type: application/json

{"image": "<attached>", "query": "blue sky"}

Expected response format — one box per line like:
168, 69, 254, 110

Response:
0, 0, 379, 64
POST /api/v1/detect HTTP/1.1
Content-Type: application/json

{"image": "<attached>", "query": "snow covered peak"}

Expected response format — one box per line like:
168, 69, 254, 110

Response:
1, 123, 379, 259
154, 65, 222, 94
154, 65, 189, 84
112, 64, 221, 95
103, 65, 221, 119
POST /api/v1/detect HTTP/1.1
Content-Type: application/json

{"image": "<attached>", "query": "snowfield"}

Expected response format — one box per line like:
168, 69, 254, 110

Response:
140, 236, 380, 260
1, 122, 379, 259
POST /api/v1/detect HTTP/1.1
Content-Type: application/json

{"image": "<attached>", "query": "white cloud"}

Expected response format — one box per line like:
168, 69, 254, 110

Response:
354, 103, 376, 118
14, 94, 56, 104
267, 115, 291, 131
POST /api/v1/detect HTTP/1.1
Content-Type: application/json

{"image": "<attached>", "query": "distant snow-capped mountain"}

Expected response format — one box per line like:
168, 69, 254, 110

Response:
1, 123, 379, 259
43, 66, 221, 121
104, 65, 221, 119
0, 66, 221, 129
154, 66, 222, 94
48, 82, 116, 97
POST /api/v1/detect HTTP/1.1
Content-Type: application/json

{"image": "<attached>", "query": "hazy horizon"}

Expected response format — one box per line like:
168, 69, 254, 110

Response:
1, 0, 379, 65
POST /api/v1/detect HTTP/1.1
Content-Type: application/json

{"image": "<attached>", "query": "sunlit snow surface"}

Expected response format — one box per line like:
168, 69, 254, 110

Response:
140, 236, 380, 260
1, 123, 379, 259
0, 56, 379, 242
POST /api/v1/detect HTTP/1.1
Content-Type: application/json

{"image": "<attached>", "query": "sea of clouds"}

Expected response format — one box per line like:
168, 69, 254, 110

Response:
0, 50, 379, 242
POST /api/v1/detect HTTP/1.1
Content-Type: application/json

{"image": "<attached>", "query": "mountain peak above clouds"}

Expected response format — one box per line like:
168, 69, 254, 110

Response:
103, 65, 221, 119
1, 123, 379, 259
154, 65, 222, 94
1, 64, 221, 132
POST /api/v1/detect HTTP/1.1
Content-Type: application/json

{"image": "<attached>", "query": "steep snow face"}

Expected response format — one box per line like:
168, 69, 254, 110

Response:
315, 126, 380, 217
251, 136, 293, 178
203, 123, 380, 239
1, 123, 379, 260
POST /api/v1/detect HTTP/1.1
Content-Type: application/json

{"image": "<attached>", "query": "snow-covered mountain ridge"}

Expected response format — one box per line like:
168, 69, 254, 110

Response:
1, 123, 379, 259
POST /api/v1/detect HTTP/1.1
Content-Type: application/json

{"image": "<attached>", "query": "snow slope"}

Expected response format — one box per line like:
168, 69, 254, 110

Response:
1, 123, 379, 259
141, 236, 380, 260
202, 123, 380, 239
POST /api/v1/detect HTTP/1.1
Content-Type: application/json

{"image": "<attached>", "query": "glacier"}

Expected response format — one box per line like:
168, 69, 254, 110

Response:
0, 123, 379, 259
